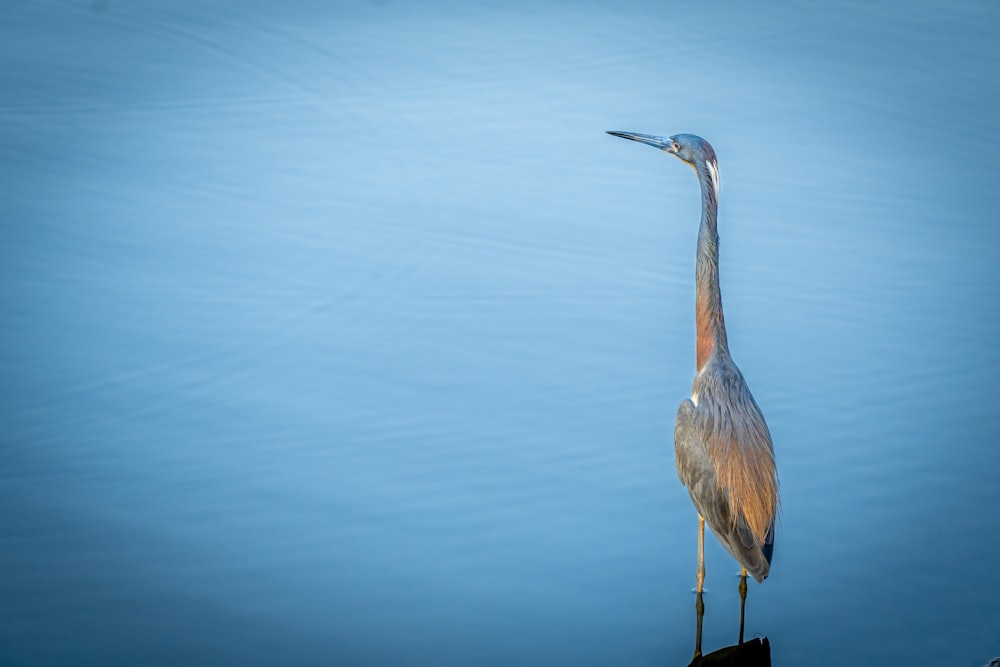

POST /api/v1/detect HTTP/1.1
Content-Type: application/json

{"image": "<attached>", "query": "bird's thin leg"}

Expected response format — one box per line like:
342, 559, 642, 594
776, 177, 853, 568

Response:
693, 590, 705, 661
696, 515, 706, 592
738, 569, 748, 645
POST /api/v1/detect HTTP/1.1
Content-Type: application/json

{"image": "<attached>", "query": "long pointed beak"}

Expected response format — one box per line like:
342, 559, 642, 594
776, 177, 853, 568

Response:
606, 131, 672, 152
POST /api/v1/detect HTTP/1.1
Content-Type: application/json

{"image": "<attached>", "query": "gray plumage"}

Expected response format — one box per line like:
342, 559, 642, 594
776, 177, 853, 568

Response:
675, 358, 775, 582
607, 130, 779, 587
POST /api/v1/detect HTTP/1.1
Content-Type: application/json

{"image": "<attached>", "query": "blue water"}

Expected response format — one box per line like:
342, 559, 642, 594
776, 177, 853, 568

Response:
2, 1, 999, 665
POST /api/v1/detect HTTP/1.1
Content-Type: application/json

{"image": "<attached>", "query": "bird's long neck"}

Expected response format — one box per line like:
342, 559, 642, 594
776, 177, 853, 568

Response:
695, 160, 728, 371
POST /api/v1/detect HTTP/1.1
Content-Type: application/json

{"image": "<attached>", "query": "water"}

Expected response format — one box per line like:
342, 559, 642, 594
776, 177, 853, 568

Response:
2, 1, 999, 665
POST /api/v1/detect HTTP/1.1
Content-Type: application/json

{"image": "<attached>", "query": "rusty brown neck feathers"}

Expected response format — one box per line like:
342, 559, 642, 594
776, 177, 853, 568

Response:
694, 158, 728, 372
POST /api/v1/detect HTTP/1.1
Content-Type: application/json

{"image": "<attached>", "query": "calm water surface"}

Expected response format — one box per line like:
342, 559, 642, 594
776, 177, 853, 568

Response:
2, 1, 999, 665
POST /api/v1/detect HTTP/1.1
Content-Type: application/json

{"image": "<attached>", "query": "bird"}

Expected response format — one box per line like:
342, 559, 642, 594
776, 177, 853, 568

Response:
606, 131, 779, 593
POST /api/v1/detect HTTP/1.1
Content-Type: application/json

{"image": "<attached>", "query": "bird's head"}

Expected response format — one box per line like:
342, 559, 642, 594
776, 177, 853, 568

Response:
606, 131, 719, 193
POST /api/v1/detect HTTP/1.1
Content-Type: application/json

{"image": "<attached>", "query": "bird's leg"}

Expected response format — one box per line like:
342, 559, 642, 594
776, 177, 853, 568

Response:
696, 515, 706, 592
738, 569, 748, 645
693, 590, 705, 661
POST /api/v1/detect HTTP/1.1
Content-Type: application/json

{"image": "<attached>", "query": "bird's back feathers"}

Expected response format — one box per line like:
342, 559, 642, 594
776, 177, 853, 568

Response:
675, 353, 778, 581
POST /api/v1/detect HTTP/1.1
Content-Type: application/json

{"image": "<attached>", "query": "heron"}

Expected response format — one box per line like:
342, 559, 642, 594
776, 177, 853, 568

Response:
605, 131, 779, 598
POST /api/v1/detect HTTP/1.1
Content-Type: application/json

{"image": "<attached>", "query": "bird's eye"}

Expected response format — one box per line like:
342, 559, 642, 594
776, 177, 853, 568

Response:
671, 142, 680, 152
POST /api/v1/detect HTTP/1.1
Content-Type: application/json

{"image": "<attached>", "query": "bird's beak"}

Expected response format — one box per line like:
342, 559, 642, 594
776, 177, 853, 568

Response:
606, 131, 674, 153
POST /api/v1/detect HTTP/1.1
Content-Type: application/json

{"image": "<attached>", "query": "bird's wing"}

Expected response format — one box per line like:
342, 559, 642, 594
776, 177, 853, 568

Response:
675, 398, 772, 582
691, 361, 779, 548
674, 399, 730, 526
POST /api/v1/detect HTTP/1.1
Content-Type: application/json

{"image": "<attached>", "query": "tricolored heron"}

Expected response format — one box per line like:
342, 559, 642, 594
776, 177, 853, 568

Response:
606, 131, 779, 597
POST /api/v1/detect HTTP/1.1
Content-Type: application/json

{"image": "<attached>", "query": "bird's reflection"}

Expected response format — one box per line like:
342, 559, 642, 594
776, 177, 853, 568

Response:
687, 575, 770, 666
